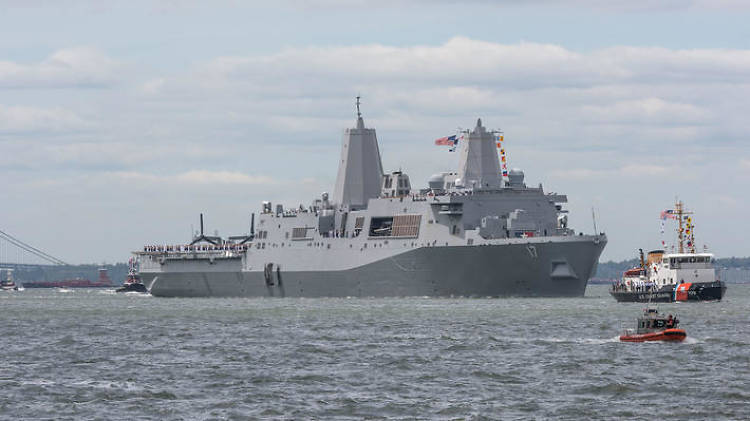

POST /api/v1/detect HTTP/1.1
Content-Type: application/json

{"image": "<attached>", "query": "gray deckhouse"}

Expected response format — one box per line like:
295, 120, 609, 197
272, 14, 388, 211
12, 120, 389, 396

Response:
264, 114, 571, 243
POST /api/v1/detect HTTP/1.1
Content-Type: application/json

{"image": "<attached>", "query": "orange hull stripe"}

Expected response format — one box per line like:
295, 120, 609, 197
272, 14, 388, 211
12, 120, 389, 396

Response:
675, 283, 692, 301
620, 329, 686, 342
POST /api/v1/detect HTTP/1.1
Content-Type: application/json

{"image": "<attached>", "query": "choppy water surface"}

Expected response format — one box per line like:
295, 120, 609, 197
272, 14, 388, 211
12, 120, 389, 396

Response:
1, 285, 748, 419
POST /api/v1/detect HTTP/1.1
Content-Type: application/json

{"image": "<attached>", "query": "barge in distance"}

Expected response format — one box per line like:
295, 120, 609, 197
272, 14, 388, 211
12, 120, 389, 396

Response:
136, 103, 607, 298
22, 268, 113, 289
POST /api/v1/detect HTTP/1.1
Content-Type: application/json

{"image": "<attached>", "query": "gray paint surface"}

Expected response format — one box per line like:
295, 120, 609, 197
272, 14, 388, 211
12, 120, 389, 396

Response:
136, 111, 607, 298
143, 237, 605, 298
458, 119, 503, 189
332, 116, 384, 209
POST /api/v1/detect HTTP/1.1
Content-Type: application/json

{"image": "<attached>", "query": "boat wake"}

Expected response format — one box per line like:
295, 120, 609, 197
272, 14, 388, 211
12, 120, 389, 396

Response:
506, 336, 622, 345
124, 291, 152, 297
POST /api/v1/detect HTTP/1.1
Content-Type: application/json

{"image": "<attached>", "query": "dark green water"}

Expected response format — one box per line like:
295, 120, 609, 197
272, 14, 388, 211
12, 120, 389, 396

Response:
1, 285, 748, 420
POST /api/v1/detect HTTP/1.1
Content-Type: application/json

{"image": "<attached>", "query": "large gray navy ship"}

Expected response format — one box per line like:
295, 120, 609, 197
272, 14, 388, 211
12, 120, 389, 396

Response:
136, 104, 607, 297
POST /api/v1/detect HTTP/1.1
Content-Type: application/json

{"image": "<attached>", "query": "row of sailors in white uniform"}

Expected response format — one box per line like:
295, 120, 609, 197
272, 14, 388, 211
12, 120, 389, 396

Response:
143, 244, 250, 253
630, 280, 657, 291
612, 278, 657, 292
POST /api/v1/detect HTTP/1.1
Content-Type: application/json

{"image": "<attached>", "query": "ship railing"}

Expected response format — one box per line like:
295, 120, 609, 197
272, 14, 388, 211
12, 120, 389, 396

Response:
140, 244, 250, 254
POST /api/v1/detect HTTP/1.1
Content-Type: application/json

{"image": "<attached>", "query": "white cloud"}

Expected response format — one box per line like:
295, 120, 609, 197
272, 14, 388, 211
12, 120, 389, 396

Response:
711, 195, 738, 207
139, 38, 750, 150
618, 164, 671, 176
3, 37, 750, 262
550, 168, 606, 179
581, 98, 710, 125
108, 170, 275, 186
283, 0, 750, 12
142, 38, 750, 106
0, 47, 119, 89
5, 0, 750, 13
148, 38, 597, 93
176, 170, 273, 185
0, 104, 91, 133
551, 164, 671, 180
551, 0, 750, 12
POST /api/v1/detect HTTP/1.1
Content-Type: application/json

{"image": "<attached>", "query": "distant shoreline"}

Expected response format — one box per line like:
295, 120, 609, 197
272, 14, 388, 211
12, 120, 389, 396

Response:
4, 257, 750, 285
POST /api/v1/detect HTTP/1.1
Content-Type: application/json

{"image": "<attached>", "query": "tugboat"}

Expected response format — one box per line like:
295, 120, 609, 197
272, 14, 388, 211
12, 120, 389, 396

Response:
610, 201, 726, 302
620, 308, 686, 342
0, 268, 19, 291
116, 258, 148, 293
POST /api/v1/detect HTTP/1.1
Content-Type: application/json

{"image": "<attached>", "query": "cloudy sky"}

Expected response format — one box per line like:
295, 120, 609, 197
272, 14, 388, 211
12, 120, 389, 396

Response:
1, 0, 748, 264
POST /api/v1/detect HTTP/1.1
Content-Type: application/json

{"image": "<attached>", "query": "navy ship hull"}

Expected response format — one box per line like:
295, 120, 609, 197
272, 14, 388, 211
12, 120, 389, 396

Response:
140, 236, 605, 298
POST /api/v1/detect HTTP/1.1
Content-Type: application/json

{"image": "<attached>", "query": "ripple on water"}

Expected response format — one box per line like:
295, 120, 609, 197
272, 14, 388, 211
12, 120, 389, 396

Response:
1, 285, 749, 419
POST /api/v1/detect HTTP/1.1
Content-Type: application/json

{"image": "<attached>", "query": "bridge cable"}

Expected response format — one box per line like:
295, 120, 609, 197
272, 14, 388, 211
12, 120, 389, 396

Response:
0, 229, 69, 265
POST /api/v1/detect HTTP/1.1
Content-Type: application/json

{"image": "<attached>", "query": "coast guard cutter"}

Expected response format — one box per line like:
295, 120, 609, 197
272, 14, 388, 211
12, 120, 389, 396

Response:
136, 104, 607, 297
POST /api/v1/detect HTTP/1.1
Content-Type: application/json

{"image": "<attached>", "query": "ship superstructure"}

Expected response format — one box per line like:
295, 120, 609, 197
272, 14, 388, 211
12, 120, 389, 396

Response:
136, 103, 607, 298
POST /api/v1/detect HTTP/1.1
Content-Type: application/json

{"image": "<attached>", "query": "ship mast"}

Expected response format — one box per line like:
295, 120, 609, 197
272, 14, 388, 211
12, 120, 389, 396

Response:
638, 248, 645, 269
676, 201, 683, 253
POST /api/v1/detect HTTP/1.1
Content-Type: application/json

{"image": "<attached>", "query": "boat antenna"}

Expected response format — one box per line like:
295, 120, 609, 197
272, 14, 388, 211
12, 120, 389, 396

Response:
356, 95, 362, 119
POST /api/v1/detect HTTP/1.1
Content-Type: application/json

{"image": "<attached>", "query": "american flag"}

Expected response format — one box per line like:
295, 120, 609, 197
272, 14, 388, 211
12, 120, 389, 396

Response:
660, 209, 677, 220
435, 135, 457, 146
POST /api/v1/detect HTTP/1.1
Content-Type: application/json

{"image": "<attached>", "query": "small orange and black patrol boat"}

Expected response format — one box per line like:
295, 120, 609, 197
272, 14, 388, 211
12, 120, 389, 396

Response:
620, 308, 686, 342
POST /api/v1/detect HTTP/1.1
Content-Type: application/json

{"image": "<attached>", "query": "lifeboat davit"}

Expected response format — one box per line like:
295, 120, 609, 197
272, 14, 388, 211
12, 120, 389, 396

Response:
620, 328, 686, 342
